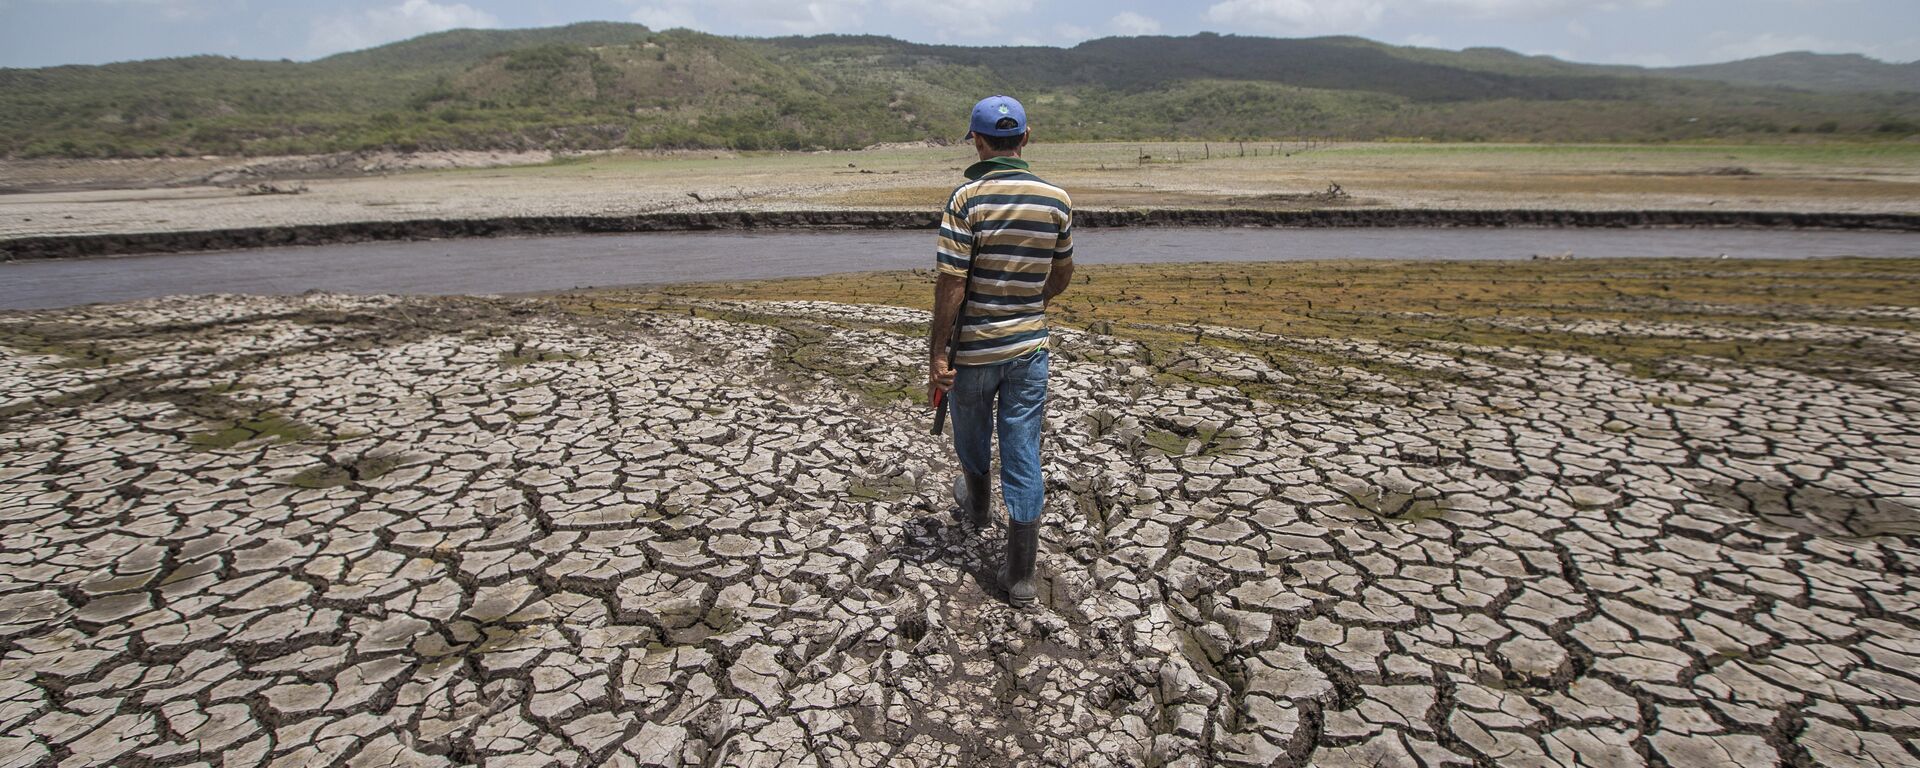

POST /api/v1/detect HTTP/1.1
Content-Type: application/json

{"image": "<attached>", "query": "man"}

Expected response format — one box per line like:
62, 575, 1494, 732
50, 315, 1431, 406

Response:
927, 95, 1075, 608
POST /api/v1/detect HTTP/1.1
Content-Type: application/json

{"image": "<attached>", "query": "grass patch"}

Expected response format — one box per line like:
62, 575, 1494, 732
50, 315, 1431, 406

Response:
612, 257, 1920, 383
1395, 498, 1451, 523
189, 413, 316, 449
499, 347, 582, 367
773, 322, 918, 402
849, 473, 916, 502
1337, 486, 1453, 524
1143, 429, 1190, 456
501, 376, 556, 391
0, 326, 141, 369
289, 453, 413, 488
1140, 418, 1255, 458
290, 465, 351, 488
703, 604, 744, 633
562, 297, 930, 407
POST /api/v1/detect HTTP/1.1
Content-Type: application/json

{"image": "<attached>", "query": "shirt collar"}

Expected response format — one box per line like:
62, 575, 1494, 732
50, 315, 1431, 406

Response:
964, 156, 1030, 180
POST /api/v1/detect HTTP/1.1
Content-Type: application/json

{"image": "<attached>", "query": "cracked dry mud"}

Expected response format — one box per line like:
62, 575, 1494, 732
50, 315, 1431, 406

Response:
2, 291, 1919, 768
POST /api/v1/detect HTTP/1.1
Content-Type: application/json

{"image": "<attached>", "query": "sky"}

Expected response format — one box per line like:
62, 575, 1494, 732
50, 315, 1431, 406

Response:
1, 0, 1916, 69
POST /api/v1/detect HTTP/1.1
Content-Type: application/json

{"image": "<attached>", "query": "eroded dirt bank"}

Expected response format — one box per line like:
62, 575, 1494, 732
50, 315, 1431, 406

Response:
2, 287, 1918, 766
4, 208, 1919, 261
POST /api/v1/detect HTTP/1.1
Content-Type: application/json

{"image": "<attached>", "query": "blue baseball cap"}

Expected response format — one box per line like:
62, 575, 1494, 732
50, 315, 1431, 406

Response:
966, 95, 1027, 140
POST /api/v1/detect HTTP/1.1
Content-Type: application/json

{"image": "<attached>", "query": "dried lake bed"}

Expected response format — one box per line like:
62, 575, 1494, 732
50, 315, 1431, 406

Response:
2, 255, 1919, 767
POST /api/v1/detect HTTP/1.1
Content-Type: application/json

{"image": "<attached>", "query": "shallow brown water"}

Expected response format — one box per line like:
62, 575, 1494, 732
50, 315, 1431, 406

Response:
2, 227, 1915, 310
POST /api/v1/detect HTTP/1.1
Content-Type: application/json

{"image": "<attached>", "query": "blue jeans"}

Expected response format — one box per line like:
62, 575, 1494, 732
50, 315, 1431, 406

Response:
949, 348, 1049, 524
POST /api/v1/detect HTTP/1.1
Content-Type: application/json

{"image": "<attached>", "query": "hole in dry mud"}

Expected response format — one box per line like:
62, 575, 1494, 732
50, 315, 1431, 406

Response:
897, 613, 928, 644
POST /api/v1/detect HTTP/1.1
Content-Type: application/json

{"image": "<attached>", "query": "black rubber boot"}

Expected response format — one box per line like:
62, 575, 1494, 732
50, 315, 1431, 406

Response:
1000, 518, 1040, 608
952, 472, 992, 528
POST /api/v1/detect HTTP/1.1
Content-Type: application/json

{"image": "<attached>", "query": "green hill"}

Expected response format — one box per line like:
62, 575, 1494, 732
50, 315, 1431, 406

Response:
313, 21, 652, 71
2, 23, 1916, 158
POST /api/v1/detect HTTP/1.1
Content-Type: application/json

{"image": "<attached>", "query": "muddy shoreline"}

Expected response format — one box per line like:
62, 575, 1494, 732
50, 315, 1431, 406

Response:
3, 208, 1917, 261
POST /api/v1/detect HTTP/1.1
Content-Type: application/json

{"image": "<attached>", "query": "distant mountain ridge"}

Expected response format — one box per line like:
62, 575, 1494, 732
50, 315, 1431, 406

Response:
2, 23, 1915, 158
1659, 52, 1920, 93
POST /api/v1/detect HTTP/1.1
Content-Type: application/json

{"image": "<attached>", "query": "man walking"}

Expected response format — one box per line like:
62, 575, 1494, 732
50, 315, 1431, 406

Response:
928, 95, 1075, 608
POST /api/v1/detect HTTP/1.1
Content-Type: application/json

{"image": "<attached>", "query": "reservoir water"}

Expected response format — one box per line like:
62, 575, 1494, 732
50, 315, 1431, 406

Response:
3, 227, 1915, 310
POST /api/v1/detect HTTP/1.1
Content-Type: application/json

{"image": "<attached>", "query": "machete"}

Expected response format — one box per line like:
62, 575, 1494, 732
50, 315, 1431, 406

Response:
931, 238, 978, 436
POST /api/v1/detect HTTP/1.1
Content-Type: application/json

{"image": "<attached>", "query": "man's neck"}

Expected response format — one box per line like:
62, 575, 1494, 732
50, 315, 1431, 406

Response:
964, 155, 1029, 180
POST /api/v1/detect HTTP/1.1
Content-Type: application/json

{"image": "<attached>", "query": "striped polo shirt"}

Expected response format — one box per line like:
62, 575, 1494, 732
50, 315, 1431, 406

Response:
935, 156, 1074, 367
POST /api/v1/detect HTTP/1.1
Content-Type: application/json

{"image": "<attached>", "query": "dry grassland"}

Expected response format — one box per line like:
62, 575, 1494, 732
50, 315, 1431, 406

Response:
607, 256, 1920, 381
796, 142, 1920, 211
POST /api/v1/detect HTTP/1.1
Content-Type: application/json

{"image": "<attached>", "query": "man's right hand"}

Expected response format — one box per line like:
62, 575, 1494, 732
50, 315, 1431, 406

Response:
929, 357, 956, 402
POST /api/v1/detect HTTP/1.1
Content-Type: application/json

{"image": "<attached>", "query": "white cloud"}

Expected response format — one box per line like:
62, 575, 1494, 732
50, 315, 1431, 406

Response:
629, 4, 698, 29
1202, 0, 1386, 35
1425, 0, 1666, 16
1566, 19, 1590, 39
1110, 11, 1163, 35
103, 0, 201, 16
1201, 0, 1670, 35
1404, 33, 1444, 48
626, 0, 869, 35
14, 0, 216, 19
1612, 51, 1677, 67
309, 0, 499, 55
885, 0, 1032, 36
764, 0, 871, 33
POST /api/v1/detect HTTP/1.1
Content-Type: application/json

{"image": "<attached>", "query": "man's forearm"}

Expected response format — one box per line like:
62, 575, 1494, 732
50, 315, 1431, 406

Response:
1043, 262, 1075, 303
930, 273, 968, 360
